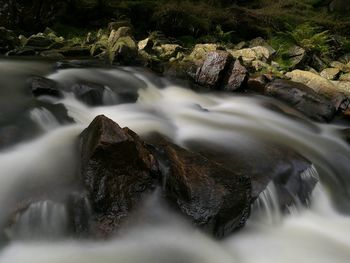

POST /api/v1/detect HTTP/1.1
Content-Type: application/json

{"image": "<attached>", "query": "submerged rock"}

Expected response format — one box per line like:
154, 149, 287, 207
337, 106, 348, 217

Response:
265, 79, 336, 122
27, 76, 62, 98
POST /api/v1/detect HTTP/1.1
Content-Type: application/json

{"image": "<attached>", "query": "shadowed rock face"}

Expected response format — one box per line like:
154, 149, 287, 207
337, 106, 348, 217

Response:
148, 138, 251, 238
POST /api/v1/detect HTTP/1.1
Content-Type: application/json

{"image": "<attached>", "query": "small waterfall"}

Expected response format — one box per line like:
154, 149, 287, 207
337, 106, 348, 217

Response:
29, 108, 60, 131
252, 182, 282, 225
8, 201, 68, 240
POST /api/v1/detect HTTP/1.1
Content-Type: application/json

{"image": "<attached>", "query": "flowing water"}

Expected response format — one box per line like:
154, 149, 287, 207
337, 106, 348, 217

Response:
0, 59, 350, 262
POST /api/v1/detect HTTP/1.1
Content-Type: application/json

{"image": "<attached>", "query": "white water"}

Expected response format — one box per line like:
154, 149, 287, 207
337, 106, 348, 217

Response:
0, 61, 350, 262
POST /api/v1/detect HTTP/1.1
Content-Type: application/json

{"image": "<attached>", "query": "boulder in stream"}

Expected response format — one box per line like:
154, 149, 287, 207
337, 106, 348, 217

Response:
265, 79, 337, 122
79, 115, 160, 236
79, 116, 252, 238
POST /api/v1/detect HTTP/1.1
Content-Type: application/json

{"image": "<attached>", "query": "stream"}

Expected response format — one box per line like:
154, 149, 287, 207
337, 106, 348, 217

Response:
0, 59, 350, 263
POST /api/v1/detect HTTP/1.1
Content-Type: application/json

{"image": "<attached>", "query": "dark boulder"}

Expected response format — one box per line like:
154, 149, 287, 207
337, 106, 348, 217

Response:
265, 79, 336, 122
247, 74, 270, 93
196, 51, 249, 91
224, 58, 249, 92
196, 51, 232, 89
190, 143, 318, 211
79, 115, 159, 237
148, 137, 251, 238
27, 76, 62, 98
71, 82, 106, 106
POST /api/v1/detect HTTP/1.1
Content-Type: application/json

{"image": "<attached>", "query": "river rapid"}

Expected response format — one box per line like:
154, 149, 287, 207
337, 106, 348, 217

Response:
0, 59, 350, 263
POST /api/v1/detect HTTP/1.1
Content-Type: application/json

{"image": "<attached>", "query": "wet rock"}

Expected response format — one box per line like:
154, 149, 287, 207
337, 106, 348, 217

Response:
196, 51, 232, 89
247, 75, 270, 93
191, 143, 317, 211
149, 138, 251, 238
265, 79, 337, 122
71, 82, 106, 106
320, 68, 341, 80
286, 70, 349, 111
79, 115, 159, 236
224, 58, 249, 91
27, 76, 62, 98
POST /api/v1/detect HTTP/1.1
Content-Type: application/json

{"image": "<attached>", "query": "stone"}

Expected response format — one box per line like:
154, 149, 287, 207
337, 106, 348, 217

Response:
138, 38, 154, 52
286, 70, 349, 111
339, 53, 350, 64
26, 34, 54, 48
249, 37, 276, 56
189, 44, 219, 65
196, 51, 232, 89
71, 82, 106, 106
149, 138, 251, 238
330, 61, 350, 72
228, 46, 272, 63
192, 143, 317, 213
247, 75, 270, 93
286, 45, 306, 69
154, 44, 182, 61
265, 79, 337, 122
339, 73, 350, 82
27, 76, 62, 98
224, 58, 249, 91
320, 68, 341, 80
79, 115, 159, 236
